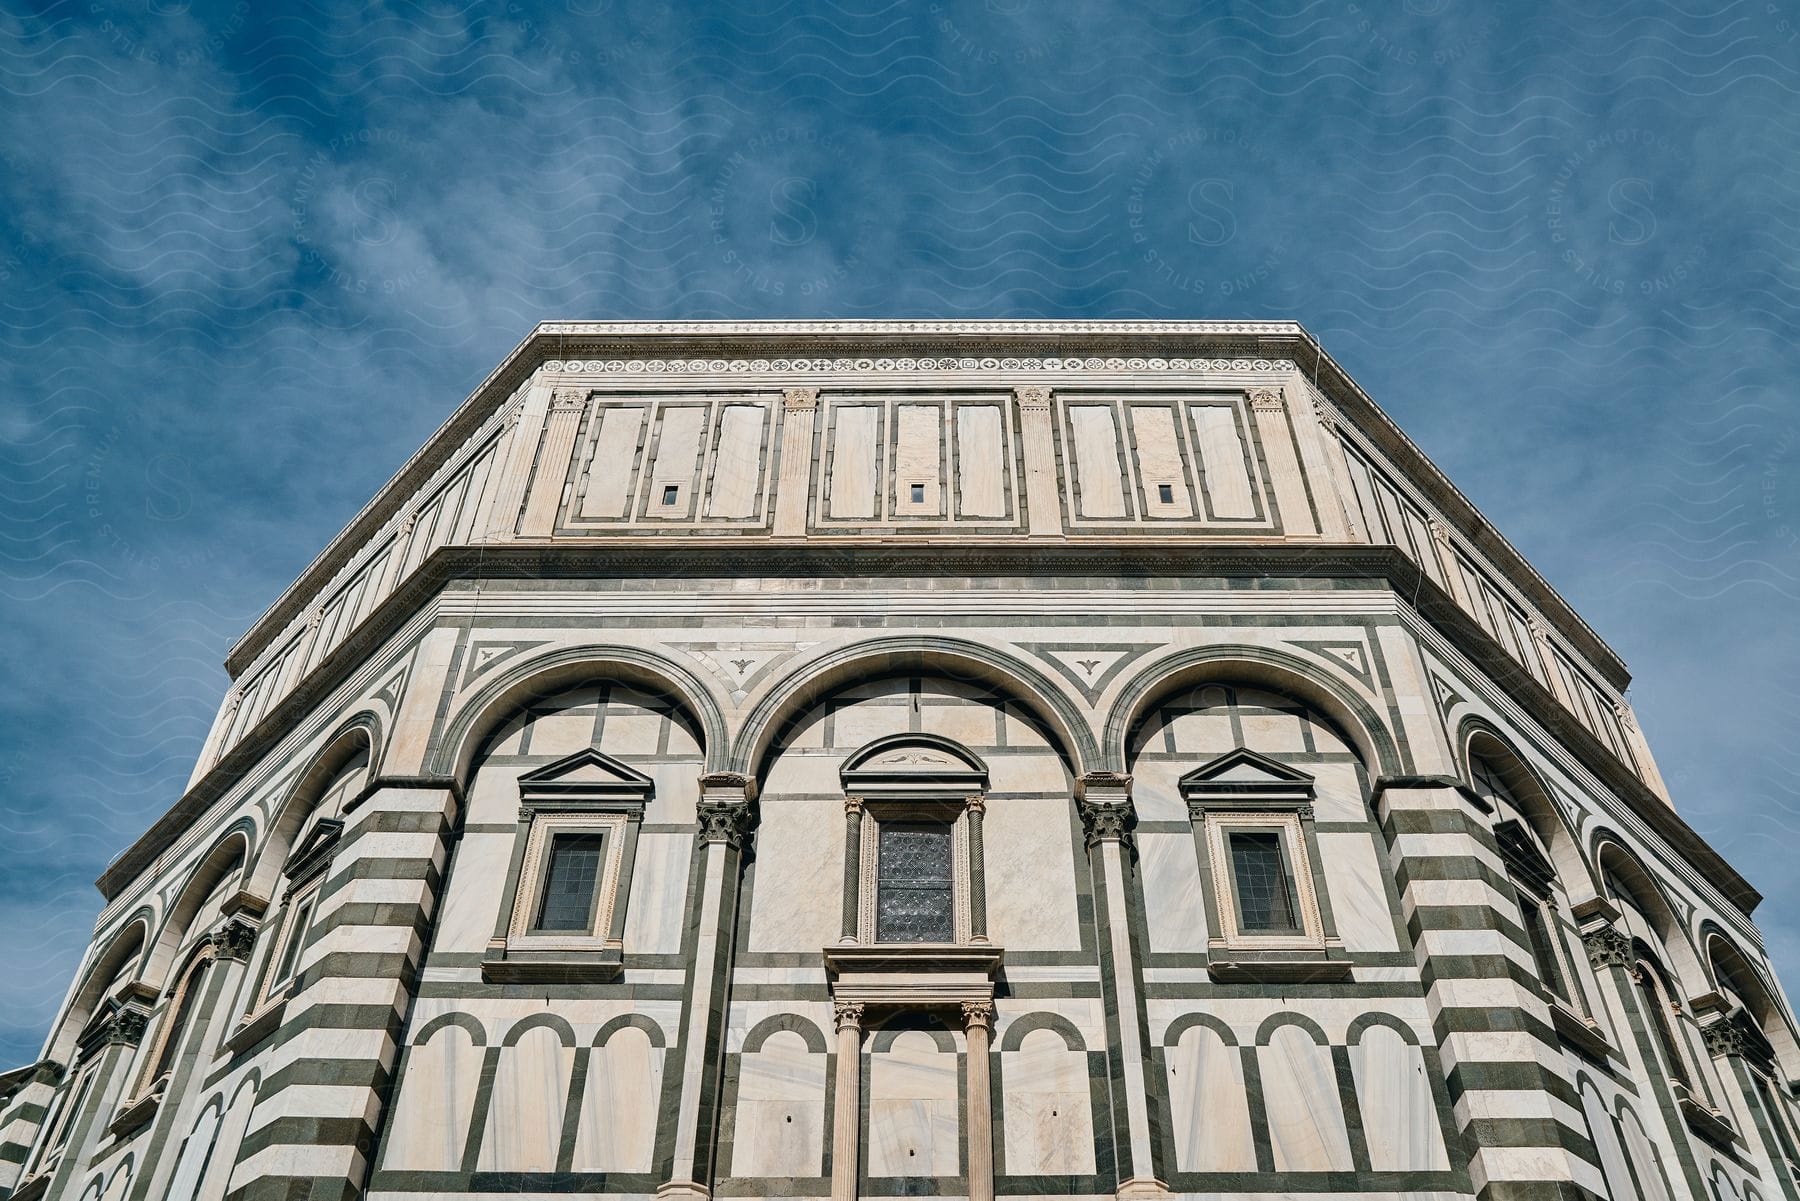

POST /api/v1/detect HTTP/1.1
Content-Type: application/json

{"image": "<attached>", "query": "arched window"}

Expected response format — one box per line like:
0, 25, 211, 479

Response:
1634, 956, 1692, 1090
1470, 751, 1575, 1004
139, 946, 217, 1098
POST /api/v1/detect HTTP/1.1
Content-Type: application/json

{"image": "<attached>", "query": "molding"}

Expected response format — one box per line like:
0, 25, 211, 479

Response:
98, 541, 1755, 921
1550, 1001, 1614, 1063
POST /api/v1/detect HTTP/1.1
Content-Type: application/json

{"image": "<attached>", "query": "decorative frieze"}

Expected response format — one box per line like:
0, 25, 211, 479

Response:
546, 355, 1297, 377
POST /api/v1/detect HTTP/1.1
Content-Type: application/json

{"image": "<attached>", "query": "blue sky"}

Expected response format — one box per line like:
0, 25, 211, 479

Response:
2, 0, 1799, 1063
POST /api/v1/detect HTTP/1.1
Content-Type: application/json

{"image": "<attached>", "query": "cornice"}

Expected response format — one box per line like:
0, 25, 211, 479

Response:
105, 540, 1751, 919
219, 321, 1627, 693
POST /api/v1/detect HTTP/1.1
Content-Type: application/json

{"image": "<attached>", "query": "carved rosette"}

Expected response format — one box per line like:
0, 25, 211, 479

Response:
696, 800, 754, 850
834, 1001, 866, 1031
961, 999, 995, 1031
1582, 924, 1633, 970
783, 386, 820, 412
1248, 386, 1285, 413
1013, 385, 1053, 411
1077, 798, 1134, 848
214, 917, 259, 963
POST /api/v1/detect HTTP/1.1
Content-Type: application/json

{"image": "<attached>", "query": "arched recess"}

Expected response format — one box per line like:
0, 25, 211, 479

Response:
1593, 834, 1707, 997
1000, 1024, 1096, 1176
729, 636, 1095, 780
431, 645, 730, 783
1101, 645, 1401, 777
383, 1014, 485, 1173
1254, 1016, 1354, 1172
1459, 718, 1600, 900
726, 1018, 827, 1180
1704, 929, 1800, 1079
574, 1017, 666, 1173
44, 913, 151, 1067
245, 715, 379, 902
1162, 1012, 1253, 1173
142, 828, 250, 991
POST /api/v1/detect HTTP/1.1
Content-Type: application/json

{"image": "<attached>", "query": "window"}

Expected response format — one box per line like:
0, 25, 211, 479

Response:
1157, 483, 1174, 504
1520, 897, 1569, 1001
875, 820, 955, 943
21, 1065, 96, 1181
909, 482, 926, 505
661, 484, 680, 506
1227, 830, 1300, 933
1755, 1074, 1800, 1166
266, 883, 320, 993
152, 959, 209, 1082
485, 747, 650, 982
1637, 964, 1693, 1089
533, 831, 608, 933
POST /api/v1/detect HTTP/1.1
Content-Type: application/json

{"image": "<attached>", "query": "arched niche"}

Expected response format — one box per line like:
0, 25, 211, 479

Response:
430, 646, 728, 784
1705, 931, 1800, 1080
44, 914, 150, 1067
1460, 720, 1600, 902
1102, 646, 1400, 779
1594, 836, 1707, 998
729, 636, 1094, 781
141, 830, 250, 991
245, 717, 377, 902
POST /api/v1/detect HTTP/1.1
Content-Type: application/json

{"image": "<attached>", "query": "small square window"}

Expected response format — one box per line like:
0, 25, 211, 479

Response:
661, 485, 680, 506
910, 483, 926, 504
1157, 483, 1174, 504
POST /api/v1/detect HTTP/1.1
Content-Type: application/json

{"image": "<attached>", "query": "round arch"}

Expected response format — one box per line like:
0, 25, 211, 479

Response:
245, 715, 379, 902
1457, 717, 1600, 900
1591, 833, 1707, 996
45, 912, 151, 1065
1102, 645, 1402, 776
430, 644, 731, 781
142, 826, 251, 990
728, 636, 1095, 780
1703, 928, 1800, 1078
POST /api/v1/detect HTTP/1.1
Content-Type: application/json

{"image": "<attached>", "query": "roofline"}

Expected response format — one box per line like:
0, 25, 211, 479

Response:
222, 320, 1628, 689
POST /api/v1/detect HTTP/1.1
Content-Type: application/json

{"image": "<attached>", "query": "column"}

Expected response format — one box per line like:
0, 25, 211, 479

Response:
1015, 387, 1064, 537
478, 378, 556, 542
517, 387, 589, 537
1614, 699, 1675, 805
229, 781, 459, 1201
1699, 1017, 1800, 1201
661, 773, 757, 1201
963, 1000, 996, 1201
1076, 773, 1166, 1200
1247, 387, 1318, 536
1373, 778, 1604, 1201
966, 796, 988, 944
840, 797, 863, 943
831, 1002, 864, 1201
773, 387, 819, 537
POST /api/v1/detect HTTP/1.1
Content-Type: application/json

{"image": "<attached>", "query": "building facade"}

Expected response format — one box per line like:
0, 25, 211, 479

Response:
2, 321, 1796, 1201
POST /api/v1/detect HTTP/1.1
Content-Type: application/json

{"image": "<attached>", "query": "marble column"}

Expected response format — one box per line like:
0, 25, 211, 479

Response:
963, 1000, 995, 1201
966, 796, 988, 944
1700, 1017, 1800, 1201
831, 1002, 865, 1201
1076, 773, 1166, 1200
661, 773, 757, 1201
840, 797, 863, 943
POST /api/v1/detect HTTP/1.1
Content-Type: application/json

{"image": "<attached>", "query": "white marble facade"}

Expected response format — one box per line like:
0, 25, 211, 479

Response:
2, 324, 1795, 1201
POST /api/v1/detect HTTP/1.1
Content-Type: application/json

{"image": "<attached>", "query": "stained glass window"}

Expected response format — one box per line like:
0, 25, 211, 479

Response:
534, 832, 607, 933
876, 820, 954, 943
1229, 830, 1299, 933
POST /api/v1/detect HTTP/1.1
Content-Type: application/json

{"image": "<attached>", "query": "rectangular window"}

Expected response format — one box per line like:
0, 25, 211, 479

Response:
270, 889, 318, 989
533, 831, 608, 933
875, 820, 954, 943
1521, 899, 1568, 1001
661, 484, 680, 506
1157, 483, 1174, 504
909, 482, 926, 504
1228, 830, 1300, 933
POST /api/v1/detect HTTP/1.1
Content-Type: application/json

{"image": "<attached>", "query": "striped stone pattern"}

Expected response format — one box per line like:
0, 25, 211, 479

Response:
0, 1072, 56, 1191
1375, 782, 1603, 1201
226, 785, 455, 1201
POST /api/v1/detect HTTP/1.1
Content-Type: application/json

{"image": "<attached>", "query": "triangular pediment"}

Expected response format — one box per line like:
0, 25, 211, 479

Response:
284, 816, 344, 880
517, 747, 655, 801
1180, 748, 1315, 797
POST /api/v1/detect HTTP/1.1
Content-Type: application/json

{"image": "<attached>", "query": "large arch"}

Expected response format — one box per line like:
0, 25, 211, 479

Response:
245, 714, 379, 901
141, 826, 251, 990
44, 912, 151, 1065
1592, 832, 1707, 997
430, 644, 730, 781
1457, 717, 1601, 901
1703, 928, 1800, 1079
1100, 645, 1401, 776
728, 636, 1095, 780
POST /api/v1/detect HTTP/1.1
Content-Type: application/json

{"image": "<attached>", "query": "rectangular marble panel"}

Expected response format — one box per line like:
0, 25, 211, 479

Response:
1129, 405, 1192, 517
829, 405, 880, 519
625, 833, 693, 955
867, 1033, 960, 1178
434, 832, 513, 955
1001, 1035, 1095, 1175
747, 797, 843, 952
1069, 405, 1127, 518
893, 403, 942, 516
1192, 404, 1257, 518
1350, 1029, 1449, 1171
646, 405, 706, 519
1140, 832, 1209, 953
731, 1032, 827, 1178
707, 403, 766, 519
578, 406, 646, 519
1318, 831, 1399, 953
955, 404, 1006, 517
984, 798, 1081, 951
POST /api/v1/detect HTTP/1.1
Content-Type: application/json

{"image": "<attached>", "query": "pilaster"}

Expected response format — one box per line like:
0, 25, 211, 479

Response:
773, 387, 819, 537
517, 387, 590, 537
1014, 387, 1064, 537
1247, 386, 1318, 536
